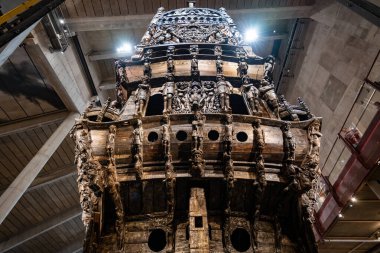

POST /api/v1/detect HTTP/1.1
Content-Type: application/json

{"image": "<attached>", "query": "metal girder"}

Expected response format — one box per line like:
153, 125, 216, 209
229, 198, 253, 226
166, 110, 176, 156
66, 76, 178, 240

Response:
0, 0, 65, 48
0, 207, 81, 252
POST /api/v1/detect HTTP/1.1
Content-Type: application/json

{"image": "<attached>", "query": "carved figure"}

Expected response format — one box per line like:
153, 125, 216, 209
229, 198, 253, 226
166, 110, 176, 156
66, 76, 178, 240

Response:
242, 78, 260, 113
162, 116, 171, 157
106, 125, 125, 249
216, 75, 233, 112
214, 45, 222, 55
203, 81, 216, 111
175, 82, 190, 111
134, 78, 150, 116
189, 81, 205, 110
264, 55, 275, 81
259, 79, 280, 118
143, 59, 152, 78
237, 59, 248, 76
216, 56, 223, 75
192, 111, 205, 151
167, 56, 175, 73
161, 74, 175, 114
167, 45, 175, 56
279, 95, 299, 121
116, 60, 128, 84
132, 119, 144, 180
191, 55, 199, 76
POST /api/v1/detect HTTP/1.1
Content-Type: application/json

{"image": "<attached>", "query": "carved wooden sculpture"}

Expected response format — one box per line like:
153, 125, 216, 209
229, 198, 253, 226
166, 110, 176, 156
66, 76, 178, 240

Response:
72, 3, 322, 252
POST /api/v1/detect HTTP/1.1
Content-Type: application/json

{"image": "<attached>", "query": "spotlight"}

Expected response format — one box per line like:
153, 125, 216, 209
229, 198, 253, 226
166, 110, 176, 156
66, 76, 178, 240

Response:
273, 30, 276, 33
351, 197, 357, 202
338, 213, 343, 218
117, 43, 133, 53
59, 19, 65, 24
244, 28, 259, 42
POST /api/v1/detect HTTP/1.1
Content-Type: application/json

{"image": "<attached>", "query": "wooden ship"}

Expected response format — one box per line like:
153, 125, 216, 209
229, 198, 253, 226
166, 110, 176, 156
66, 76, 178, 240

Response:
71, 3, 322, 253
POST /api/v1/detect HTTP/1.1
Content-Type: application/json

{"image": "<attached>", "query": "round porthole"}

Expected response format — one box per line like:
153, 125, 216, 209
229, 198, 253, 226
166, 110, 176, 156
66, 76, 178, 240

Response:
176, 131, 188, 141
208, 130, 219, 141
230, 228, 251, 252
236, 132, 248, 142
148, 229, 166, 252
148, 132, 159, 142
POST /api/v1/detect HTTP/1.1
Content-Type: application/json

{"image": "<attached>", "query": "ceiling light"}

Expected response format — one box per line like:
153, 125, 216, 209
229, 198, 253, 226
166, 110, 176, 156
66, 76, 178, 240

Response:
117, 43, 133, 53
59, 19, 65, 24
273, 30, 276, 33
351, 197, 357, 202
244, 28, 259, 42
338, 213, 343, 218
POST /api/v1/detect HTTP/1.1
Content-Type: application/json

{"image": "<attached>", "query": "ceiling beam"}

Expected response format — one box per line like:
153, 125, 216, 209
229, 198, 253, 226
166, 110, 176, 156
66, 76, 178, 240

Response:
0, 206, 81, 253
65, 6, 313, 32
26, 25, 92, 113
0, 110, 69, 138
0, 112, 79, 224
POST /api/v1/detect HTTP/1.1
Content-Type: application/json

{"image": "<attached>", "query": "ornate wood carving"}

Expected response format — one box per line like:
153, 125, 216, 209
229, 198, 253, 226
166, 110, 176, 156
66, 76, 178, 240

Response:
72, 4, 322, 253
191, 111, 206, 177
132, 119, 144, 180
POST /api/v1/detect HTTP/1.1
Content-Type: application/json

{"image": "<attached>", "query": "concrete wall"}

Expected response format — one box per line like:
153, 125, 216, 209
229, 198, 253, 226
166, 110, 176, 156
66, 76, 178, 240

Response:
282, 2, 380, 183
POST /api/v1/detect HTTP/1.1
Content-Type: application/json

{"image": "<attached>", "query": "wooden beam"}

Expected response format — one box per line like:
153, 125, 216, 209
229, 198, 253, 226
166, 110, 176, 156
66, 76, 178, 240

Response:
0, 110, 68, 137
66, 6, 313, 32
0, 112, 79, 224
0, 206, 81, 252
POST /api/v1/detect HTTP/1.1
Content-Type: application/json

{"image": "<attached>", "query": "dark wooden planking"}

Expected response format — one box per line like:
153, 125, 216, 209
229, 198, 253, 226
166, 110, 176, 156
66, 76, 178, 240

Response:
50, 183, 72, 209
118, 0, 129, 14
82, 0, 96, 16
64, 0, 79, 17
135, 0, 145, 14
92, 0, 105, 16
73, 0, 87, 16
101, 0, 113, 16
0, 139, 25, 175
0, 91, 27, 121
198, 0, 207, 8
41, 185, 66, 211
60, 3, 70, 18
144, 0, 153, 13
168, 0, 176, 9
152, 0, 162, 12
214, 0, 223, 8
2, 136, 31, 169
110, 0, 121, 15
126, 0, 137, 14
160, 0, 169, 9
